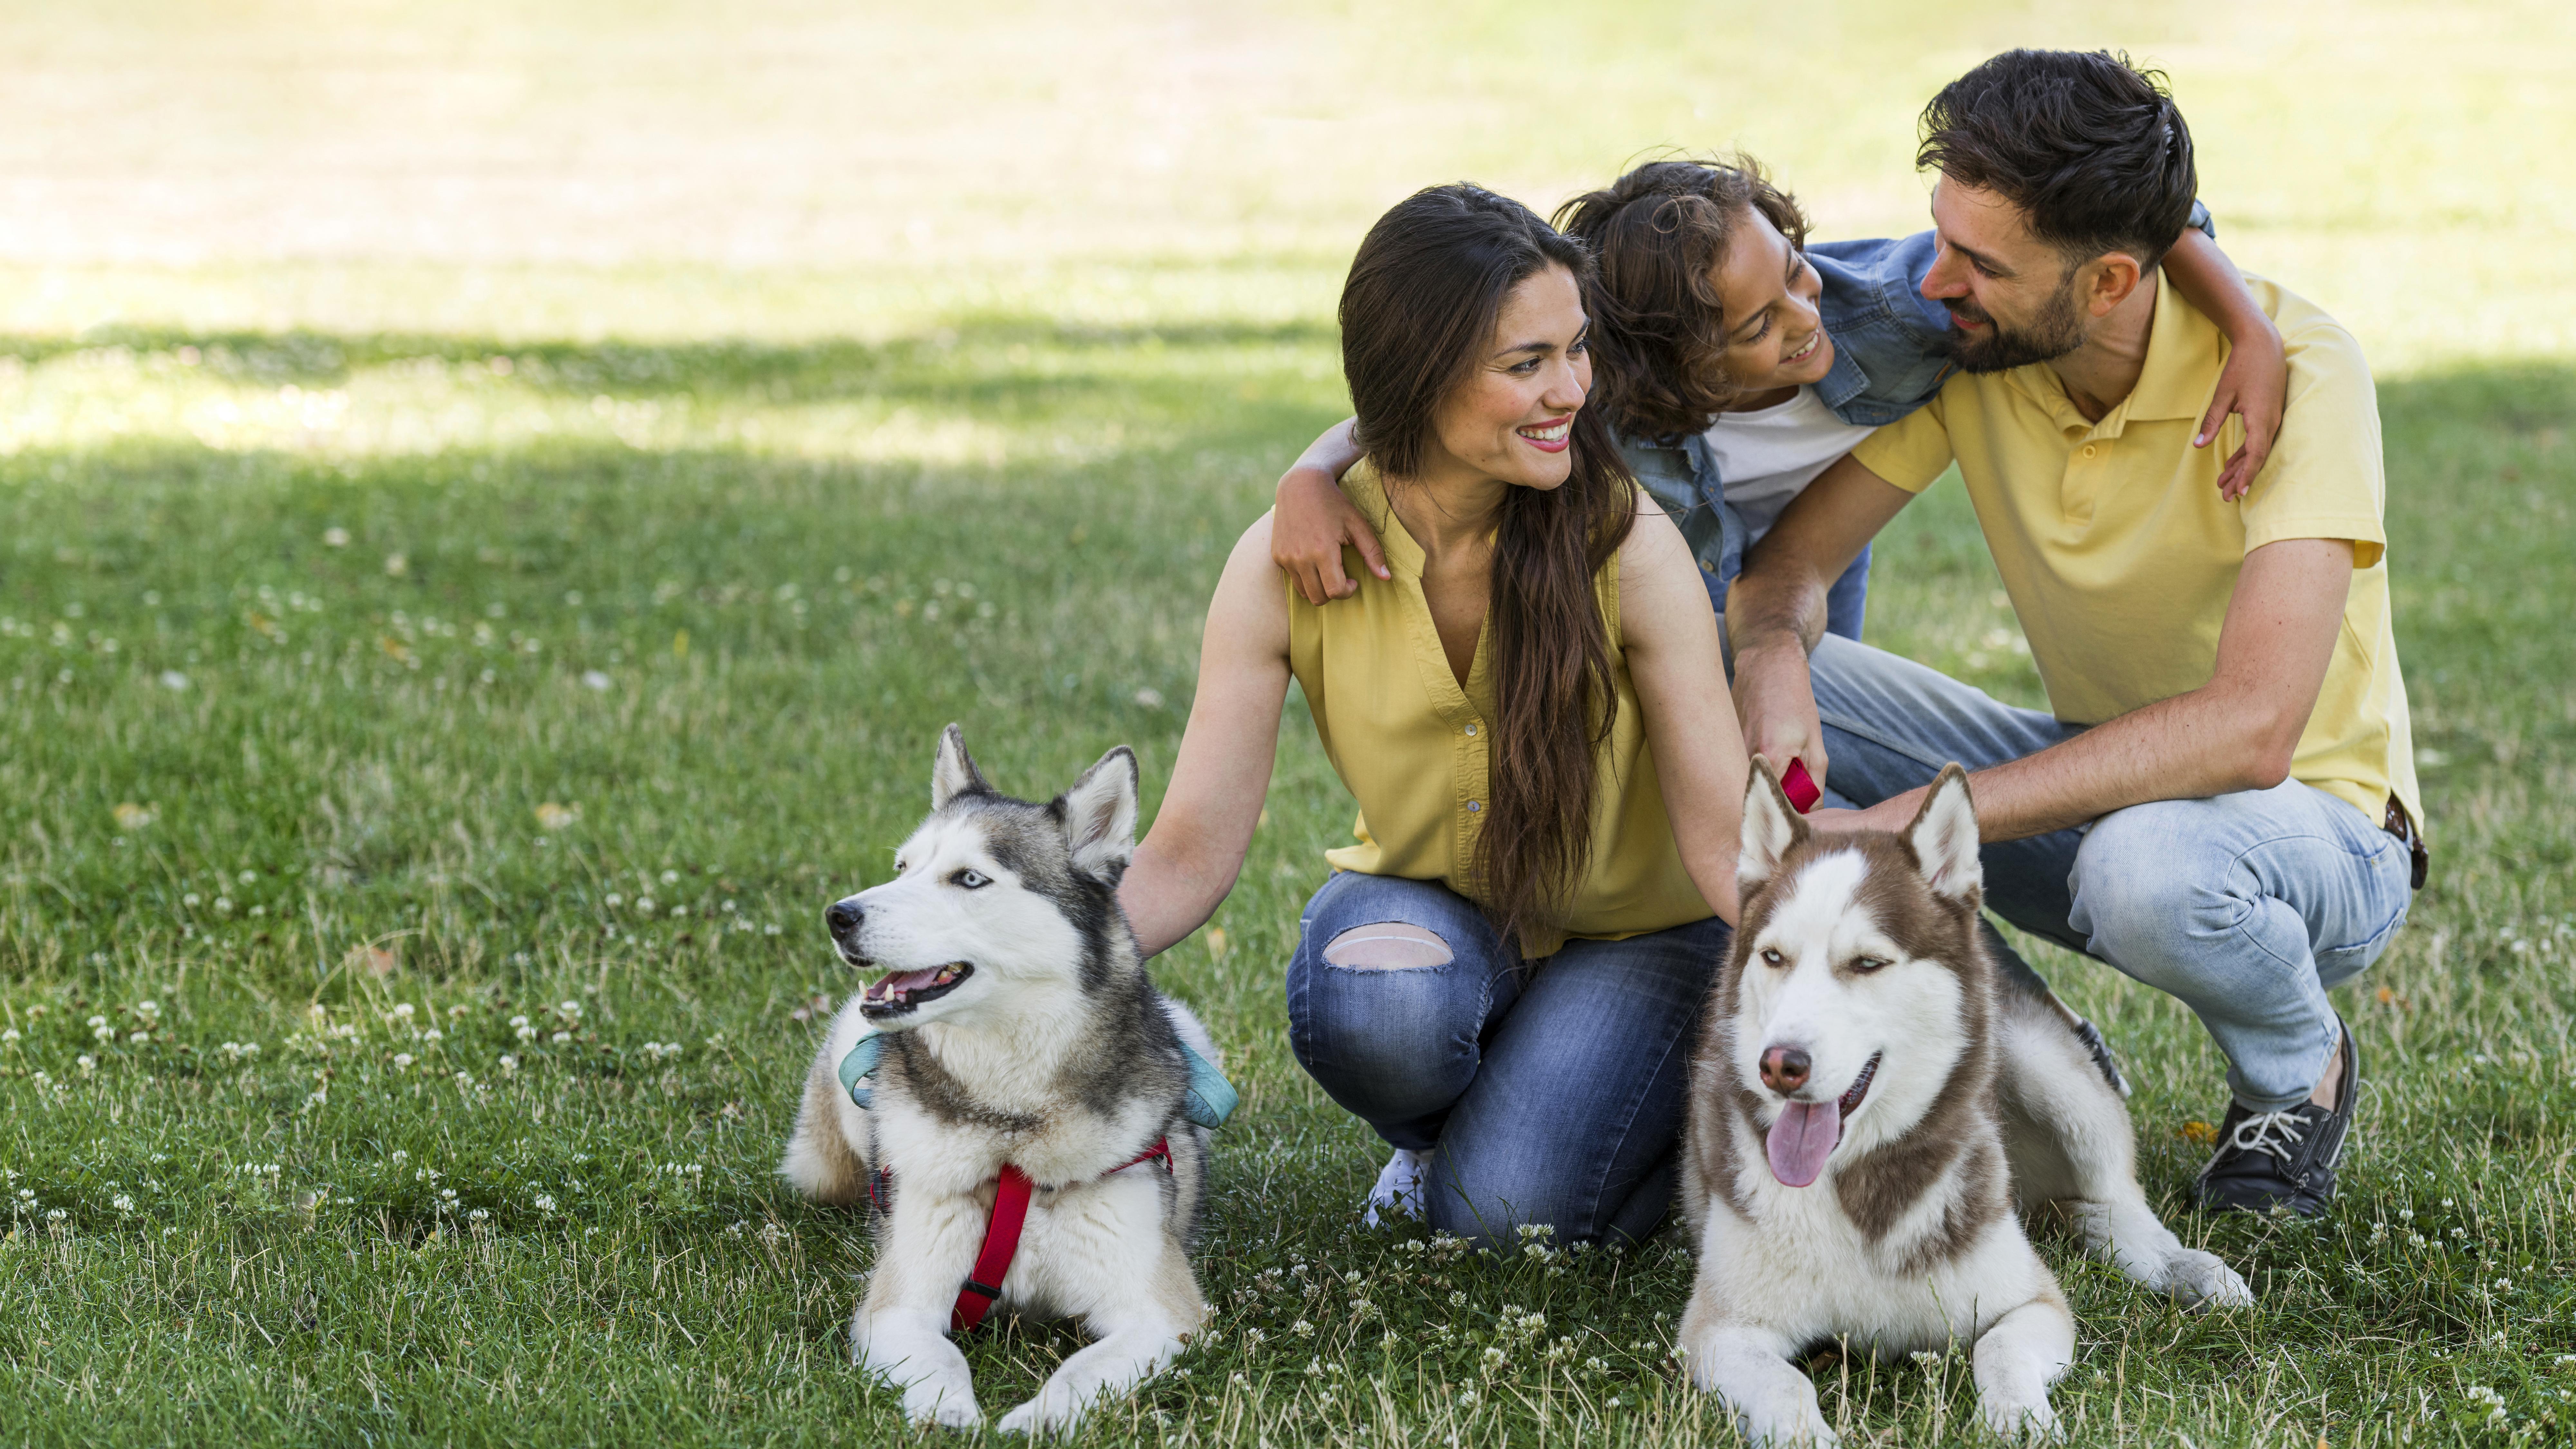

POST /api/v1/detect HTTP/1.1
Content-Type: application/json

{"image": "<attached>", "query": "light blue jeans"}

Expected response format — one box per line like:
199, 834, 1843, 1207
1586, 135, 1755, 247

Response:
1284, 871, 1731, 1247
1805, 634, 2415, 1112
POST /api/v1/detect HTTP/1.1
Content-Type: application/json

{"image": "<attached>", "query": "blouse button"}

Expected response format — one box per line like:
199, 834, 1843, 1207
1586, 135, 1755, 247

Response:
2081, 443, 2099, 459
1466, 800, 1482, 813
1463, 722, 1477, 736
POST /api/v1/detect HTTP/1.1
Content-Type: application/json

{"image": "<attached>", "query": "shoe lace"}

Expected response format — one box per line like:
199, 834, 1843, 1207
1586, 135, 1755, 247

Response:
2222, 1108, 2310, 1163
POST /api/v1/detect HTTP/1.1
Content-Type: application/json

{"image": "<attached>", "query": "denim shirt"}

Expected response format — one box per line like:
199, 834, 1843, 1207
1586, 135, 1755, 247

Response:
1624, 202, 2216, 632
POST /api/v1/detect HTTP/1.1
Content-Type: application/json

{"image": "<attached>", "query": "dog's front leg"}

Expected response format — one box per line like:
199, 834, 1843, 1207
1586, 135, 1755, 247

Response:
853, 1203, 987, 1430
1680, 1293, 1834, 1447
995, 1215, 1202, 1437
1967, 1293, 2074, 1441
852, 1300, 980, 1429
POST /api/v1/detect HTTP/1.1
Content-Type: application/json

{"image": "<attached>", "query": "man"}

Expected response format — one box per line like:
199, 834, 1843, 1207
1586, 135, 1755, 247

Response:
1729, 49, 2422, 1217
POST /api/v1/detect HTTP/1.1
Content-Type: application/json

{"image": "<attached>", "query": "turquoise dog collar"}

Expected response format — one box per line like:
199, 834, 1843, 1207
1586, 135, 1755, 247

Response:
837, 1032, 1235, 1129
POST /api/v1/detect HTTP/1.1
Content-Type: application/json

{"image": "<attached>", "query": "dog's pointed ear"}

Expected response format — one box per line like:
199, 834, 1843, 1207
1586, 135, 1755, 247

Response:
931, 723, 990, 810
1906, 763, 1983, 904
1738, 755, 1808, 891
1058, 745, 1139, 880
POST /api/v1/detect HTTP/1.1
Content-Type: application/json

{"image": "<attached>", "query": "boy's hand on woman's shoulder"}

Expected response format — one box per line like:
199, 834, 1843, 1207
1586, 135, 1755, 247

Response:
1272, 466, 1389, 606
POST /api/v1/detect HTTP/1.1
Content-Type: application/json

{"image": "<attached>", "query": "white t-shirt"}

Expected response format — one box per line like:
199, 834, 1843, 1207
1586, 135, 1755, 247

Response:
1700, 386, 1878, 541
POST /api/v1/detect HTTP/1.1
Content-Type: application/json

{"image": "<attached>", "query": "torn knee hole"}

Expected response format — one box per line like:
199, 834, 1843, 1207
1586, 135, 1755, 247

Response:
1322, 922, 1453, 969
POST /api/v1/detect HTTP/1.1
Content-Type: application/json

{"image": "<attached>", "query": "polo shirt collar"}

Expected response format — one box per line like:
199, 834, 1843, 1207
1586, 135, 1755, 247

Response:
2001, 269, 2220, 436
2121, 269, 2224, 422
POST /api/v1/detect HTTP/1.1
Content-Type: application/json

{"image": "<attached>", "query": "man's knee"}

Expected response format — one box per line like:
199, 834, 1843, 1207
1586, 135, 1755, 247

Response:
1322, 922, 1454, 970
2069, 806, 2235, 966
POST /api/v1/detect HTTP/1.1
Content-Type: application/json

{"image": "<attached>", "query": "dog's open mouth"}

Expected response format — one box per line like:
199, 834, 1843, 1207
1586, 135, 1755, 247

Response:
1765, 1051, 1882, 1189
859, 962, 974, 1017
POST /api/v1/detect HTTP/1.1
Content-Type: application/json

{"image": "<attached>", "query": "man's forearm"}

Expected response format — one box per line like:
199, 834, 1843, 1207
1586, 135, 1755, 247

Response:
1724, 561, 1831, 660
1856, 681, 2304, 843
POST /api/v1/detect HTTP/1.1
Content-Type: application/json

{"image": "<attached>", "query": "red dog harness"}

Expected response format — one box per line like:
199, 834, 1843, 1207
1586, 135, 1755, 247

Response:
946, 1138, 1174, 1333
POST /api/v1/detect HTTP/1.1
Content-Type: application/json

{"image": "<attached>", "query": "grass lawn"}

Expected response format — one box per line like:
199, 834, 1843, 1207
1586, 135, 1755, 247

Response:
1, 1, 2573, 1444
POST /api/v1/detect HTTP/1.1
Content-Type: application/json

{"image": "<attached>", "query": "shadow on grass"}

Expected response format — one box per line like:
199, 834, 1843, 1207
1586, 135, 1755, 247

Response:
0, 316, 1343, 404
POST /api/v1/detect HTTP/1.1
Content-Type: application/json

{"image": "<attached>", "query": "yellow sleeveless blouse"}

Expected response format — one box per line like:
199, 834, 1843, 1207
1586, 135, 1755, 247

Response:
1284, 465, 1712, 958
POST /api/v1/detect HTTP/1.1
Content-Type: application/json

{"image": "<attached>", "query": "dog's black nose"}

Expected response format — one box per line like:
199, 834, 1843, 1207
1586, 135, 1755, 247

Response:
1760, 1045, 1811, 1093
825, 899, 865, 939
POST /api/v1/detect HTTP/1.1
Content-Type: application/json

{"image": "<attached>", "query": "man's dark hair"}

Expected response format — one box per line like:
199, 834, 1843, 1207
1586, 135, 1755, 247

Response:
1918, 50, 2196, 273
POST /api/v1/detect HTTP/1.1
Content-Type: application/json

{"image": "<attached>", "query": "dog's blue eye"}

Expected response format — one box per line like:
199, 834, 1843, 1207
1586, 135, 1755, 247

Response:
1760, 948, 1785, 966
1853, 955, 1890, 973
953, 869, 990, 889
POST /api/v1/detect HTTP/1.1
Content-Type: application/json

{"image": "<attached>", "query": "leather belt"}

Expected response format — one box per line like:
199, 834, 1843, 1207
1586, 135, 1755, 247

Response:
2383, 797, 2428, 891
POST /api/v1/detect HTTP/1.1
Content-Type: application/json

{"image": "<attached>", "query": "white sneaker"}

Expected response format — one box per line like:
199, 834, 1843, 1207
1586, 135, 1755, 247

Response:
1362, 1147, 1431, 1228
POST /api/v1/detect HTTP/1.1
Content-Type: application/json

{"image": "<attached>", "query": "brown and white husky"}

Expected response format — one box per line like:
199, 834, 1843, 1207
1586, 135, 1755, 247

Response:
1675, 761, 2251, 1444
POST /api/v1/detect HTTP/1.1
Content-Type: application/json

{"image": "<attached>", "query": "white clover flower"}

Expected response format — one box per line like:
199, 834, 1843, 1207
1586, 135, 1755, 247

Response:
0, 1029, 15, 1044
112, 1194, 136, 1213
498, 1055, 517, 1075
452, 1070, 473, 1086
1456, 1388, 1478, 1407
76, 1054, 96, 1073
516, 1025, 538, 1042
1448, 1290, 1467, 1306
45, 1208, 65, 1222
393, 1003, 415, 1019
468, 1208, 489, 1223
391, 1150, 409, 1163
1482, 1346, 1507, 1367
183, 894, 200, 907
422, 1029, 443, 1044
605, 894, 622, 907
1229, 1372, 1250, 1387
534, 1194, 556, 1211
128, 1031, 150, 1045
392, 1053, 414, 1069
1292, 1319, 1315, 1338
559, 1000, 582, 1018
93, 1025, 115, 1043
552, 1032, 572, 1045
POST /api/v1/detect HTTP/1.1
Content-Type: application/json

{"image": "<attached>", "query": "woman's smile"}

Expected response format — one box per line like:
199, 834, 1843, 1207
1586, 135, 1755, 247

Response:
1516, 415, 1574, 452
1778, 330, 1823, 366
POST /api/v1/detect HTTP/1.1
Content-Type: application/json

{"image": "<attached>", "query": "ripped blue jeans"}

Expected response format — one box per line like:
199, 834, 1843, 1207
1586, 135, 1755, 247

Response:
1284, 871, 1730, 1247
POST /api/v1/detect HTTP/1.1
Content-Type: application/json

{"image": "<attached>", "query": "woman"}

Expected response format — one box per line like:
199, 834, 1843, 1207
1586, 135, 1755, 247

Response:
1115, 184, 1751, 1247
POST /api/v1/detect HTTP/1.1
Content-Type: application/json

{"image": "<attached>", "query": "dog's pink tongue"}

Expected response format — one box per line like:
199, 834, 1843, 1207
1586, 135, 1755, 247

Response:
870, 967, 946, 998
1766, 1100, 1842, 1187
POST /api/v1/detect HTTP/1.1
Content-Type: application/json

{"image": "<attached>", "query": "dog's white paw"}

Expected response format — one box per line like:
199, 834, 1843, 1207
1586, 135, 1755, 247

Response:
996, 1393, 1081, 1438
1977, 1392, 2060, 1442
1732, 1404, 1839, 1448
2156, 1247, 2255, 1310
902, 1385, 983, 1431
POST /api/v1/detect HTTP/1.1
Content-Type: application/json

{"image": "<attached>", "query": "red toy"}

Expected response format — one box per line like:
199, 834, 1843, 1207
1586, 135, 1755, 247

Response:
1781, 757, 1821, 814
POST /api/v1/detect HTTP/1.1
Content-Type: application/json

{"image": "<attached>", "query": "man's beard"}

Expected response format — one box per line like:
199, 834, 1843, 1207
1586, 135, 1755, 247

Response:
1930, 276, 2087, 374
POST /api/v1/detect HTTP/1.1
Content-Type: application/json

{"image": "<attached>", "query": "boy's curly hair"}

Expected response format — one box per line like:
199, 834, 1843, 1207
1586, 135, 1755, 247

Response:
1553, 156, 1810, 442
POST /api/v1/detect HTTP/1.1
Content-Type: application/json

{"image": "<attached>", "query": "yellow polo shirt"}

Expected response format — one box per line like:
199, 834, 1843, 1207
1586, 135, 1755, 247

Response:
1285, 464, 1712, 958
1851, 272, 2419, 829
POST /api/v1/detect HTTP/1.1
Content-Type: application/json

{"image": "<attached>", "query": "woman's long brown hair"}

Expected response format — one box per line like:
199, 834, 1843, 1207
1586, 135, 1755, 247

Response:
1339, 184, 1639, 956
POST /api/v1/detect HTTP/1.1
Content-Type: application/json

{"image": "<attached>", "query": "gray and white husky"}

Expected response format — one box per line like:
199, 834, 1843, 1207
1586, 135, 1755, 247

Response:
780, 725, 1220, 1435
1677, 761, 2252, 1445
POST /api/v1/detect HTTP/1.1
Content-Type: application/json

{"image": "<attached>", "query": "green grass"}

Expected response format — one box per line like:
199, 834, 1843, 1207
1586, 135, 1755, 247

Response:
1, 0, 2573, 1442
1, 319, 2572, 1448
